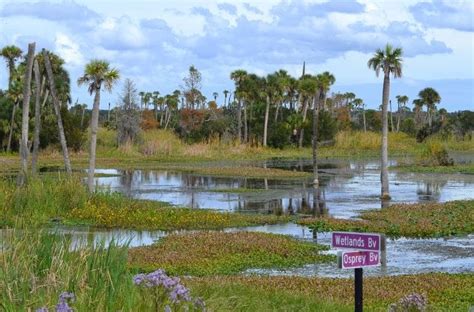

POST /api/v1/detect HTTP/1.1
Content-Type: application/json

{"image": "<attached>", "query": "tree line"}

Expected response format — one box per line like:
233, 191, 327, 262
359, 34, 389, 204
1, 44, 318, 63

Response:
1, 42, 472, 196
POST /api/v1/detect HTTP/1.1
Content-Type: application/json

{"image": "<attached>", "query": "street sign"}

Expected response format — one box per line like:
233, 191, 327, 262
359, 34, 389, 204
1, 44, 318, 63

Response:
332, 231, 382, 251
338, 250, 381, 269
331, 231, 386, 312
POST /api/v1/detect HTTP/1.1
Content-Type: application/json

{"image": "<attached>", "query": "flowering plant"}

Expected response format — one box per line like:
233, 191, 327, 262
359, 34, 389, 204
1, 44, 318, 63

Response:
134, 269, 205, 311
389, 293, 427, 312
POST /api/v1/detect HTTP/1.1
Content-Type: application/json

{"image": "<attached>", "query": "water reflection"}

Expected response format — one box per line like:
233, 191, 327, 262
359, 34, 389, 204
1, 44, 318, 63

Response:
94, 159, 474, 219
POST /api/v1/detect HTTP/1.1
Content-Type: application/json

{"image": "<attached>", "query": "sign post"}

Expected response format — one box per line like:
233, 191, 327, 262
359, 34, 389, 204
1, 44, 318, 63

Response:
332, 232, 386, 312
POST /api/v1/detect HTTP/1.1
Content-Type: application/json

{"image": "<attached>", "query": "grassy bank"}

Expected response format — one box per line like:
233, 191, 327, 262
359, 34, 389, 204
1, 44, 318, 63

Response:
128, 231, 333, 276
395, 163, 474, 174
188, 274, 474, 312
0, 177, 289, 230
299, 200, 474, 238
1, 130, 471, 175
4, 229, 470, 311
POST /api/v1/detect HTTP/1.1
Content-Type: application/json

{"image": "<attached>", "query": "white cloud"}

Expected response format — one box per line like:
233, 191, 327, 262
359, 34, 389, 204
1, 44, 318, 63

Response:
55, 33, 84, 66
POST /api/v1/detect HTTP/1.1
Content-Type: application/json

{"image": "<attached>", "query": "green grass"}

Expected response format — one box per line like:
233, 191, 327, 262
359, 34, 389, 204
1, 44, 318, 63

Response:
5, 228, 469, 311
2, 129, 471, 175
0, 177, 290, 230
188, 273, 474, 312
299, 200, 474, 238
0, 228, 138, 311
395, 163, 474, 174
128, 231, 334, 276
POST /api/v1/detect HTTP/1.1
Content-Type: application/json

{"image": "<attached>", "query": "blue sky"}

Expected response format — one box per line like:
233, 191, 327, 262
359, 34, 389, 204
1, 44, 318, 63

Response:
0, 0, 473, 111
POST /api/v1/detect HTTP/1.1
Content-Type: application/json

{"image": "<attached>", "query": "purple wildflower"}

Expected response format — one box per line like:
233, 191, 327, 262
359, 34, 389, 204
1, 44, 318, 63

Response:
389, 293, 427, 312
36, 308, 49, 312
133, 273, 147, 286
164, 305, 172, 312
56, 292, 75, 312
169, 284, 191, 303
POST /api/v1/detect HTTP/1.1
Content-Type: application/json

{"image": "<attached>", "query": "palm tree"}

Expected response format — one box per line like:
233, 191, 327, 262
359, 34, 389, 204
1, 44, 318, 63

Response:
352, 98, 366, 132
418, 87, 440, 128
368, 43, 403, 200
0, 45, 23, 88
138, 91, 145, 109
223, 90, 229, 107
413, 98, 424, 129
78, 60, 120, 192
263, 73, 280, 147
6, 74, 22, 152
313, 71, 335, 187
230, 69, 247, 143
297, 74, 317, 148
274, 69, 291, 122
395, 95, 409, 132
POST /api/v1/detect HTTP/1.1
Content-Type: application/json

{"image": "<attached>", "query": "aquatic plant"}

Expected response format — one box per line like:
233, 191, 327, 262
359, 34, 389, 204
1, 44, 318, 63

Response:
68, 193, 290, 231
128, 231, 333, 276
300, 200, 474, 238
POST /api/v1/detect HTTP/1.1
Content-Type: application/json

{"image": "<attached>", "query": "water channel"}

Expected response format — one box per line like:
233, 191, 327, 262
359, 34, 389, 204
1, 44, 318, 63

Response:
57, 158, 474, 277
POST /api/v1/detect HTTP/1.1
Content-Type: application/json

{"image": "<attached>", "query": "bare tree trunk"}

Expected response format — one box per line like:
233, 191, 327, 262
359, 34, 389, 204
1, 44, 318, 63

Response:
389, 100, 394, 132
263, 96, 270, 147
396, 102, 401, 132
18, 42, 35, 185
274, 101, 280, 123
43, 50, 72, 175
299, 98, 308, 148
363, 106, 367, 132
88, 88, 101, 192
312, 92, 320, 187
237, 98, 242, 143
165, 108, 171, 130
31, 60, 42, 174
243, 102, 248, 143
80, 105, 86, 128
381, 71, 390, 199
6, 102, 17, 153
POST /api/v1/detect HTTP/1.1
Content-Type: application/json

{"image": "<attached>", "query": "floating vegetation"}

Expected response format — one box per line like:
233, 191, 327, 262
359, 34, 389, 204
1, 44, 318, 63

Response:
299, 200, 474, 238
128, 231, 334, 276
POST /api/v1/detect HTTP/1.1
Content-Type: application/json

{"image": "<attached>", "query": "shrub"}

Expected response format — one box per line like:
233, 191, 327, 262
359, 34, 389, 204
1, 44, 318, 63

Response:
418, 141, 454, 166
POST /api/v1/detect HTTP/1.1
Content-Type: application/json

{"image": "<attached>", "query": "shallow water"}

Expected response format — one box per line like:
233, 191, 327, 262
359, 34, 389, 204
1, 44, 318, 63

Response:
4, 158, 473, 277
51, 223, 474, 277
94, 159, 474, 219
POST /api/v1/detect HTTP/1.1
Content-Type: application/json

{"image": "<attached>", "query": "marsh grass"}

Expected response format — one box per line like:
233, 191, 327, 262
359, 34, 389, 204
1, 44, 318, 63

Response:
187, 274, 474, 312
0, 228, 138, 311
0, 176, 289, 230
299, 200, 474, 238
0, 175, 88, 227
128, 231, 334, 276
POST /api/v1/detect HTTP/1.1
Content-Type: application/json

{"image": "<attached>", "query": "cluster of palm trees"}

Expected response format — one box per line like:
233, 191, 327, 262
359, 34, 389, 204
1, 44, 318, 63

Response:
1, 43, 73, 183
228, 69, 338, 149
138, 90, 180, 129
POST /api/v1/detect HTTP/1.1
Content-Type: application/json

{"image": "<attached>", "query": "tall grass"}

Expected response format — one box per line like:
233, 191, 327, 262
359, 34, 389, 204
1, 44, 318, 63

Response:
0, 176, 88, 227
0, 229, 137, 311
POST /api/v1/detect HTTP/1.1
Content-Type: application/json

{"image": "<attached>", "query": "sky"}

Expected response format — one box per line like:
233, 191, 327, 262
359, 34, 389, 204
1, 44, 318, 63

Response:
0, 0, 473, 111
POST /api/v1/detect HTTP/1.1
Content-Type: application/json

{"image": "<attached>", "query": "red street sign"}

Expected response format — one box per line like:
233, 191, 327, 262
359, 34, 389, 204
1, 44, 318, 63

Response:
332, 231, 382, 251
338, 250, 381, 269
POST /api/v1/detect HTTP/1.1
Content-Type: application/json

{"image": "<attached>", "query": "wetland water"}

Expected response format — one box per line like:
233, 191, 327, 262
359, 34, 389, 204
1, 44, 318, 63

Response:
65, 158, 474, 277
94, 159, 474, 219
